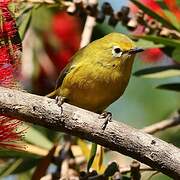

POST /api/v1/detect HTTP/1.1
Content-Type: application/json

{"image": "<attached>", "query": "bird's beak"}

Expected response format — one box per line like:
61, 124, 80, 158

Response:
128, 47, 144, 55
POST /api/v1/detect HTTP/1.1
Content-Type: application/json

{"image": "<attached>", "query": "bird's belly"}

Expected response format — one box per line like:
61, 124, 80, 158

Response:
63, 79, 124, 113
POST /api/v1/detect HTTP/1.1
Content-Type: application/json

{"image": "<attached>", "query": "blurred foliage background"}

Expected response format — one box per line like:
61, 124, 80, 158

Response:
0, 0, 179, 179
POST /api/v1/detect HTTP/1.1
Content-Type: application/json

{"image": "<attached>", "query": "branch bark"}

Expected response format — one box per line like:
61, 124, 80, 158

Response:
0, 87, 179, 179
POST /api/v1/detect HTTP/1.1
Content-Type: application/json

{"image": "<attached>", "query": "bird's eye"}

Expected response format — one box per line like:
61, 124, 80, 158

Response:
112, 46, 122, 57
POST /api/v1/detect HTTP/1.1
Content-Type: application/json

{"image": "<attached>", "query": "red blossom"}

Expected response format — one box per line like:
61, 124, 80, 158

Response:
0, 2, 21, 88
139, 48, 164, 63
0, 116, 25, 149
129, 0, 174, 63
130, 0, 166, 17
0, 1, 24, 149
44, 12, 81, 71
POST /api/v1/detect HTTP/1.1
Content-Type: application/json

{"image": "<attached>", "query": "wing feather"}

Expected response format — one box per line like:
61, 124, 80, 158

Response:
55, 46, 86, 89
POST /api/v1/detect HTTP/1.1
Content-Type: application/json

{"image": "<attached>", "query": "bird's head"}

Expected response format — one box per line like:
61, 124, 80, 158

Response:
89, 33, 144, 66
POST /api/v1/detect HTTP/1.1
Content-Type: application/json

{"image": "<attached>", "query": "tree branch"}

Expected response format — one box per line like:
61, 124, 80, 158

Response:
80, 0, 97, 48
120, 163, 154, 174
0, 87, 179, 179
142, 112, 180, 134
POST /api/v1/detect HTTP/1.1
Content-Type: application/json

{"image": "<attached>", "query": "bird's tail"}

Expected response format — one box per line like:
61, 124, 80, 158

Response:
46, 90, 56, 98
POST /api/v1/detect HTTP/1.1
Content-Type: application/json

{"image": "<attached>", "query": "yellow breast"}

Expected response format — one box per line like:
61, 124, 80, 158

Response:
59, 59, 133, 113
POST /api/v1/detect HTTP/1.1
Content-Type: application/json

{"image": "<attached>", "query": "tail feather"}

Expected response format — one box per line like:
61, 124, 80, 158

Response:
46, 90, 56, 98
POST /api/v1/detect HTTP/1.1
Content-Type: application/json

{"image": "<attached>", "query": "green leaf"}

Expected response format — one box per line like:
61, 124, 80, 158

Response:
77, 139, 90, 159
97, 146, 104, 171
172, 48, 180, 62
0, 149, 39, 158
25, 126, 53, 149
18, 172, 32, 180
134, 65, 180, 78
177, 0, 180, 6
11, 158, 40, 174
156, 0, 180, 30
17, 8, 32, 40
135, 35, 180, 48
0, 158, 39, 176
0, 159, 23, 177
157, 83, 180, 92
161, 46, 174, 57
87, 143, 97, 172
135, 39, 164, 49
163, 10, 180, 30
129, 0, 178, 30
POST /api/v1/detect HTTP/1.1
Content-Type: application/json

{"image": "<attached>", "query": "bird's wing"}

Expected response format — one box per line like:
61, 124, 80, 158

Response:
55, 47, 86, 89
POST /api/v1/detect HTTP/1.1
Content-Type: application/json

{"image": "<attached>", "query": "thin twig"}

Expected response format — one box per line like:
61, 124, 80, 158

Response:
142, 112, 180, 134
125, 113, 180, 179
0, 87, 180, 179
80, 0, 97, 48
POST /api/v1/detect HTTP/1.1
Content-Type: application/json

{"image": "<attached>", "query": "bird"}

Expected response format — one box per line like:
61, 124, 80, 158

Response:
47, 32, 143, 170
48, 32, 143, 116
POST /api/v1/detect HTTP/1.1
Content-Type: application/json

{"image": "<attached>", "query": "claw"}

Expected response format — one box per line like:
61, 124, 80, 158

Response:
99, 111, 112, 130
55, 96, 66, 114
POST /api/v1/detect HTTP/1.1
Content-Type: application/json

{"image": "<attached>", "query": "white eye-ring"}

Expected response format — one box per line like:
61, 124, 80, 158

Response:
112, 46, 123, 57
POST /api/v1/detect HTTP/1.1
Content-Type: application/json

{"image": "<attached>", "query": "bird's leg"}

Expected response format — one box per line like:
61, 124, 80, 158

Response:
55, 96, 67, 114
99, 111, 112, 130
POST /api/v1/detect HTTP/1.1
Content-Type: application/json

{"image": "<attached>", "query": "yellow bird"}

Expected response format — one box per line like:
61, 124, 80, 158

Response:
48, 32, 143, 171
48, 32, 143, 114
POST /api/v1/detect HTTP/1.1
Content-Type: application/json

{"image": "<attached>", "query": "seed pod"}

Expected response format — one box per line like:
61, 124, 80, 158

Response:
96, 11, 105, 23
144, 27, 151, 34
127, 18, 138, 31
170, 30, 180, 39
147, 19, 158, 29
116, 11, 122, 20
122, 16, 130, 25
121, 6, 130, 16
136, 10, 145, 24
67, 3, 77, 15
101, 2, 113, 15
108, 14, 118, 27
86, 4, 98, 16
120, 6, 130, 25
159, 27, 171, 37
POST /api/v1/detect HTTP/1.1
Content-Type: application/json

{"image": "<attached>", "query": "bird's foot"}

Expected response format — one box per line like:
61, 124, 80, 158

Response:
99, 111, 112, 130
55, 96, 66, 114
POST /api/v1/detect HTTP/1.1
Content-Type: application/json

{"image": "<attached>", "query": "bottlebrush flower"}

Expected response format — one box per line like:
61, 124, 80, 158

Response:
0, 116, 25, 149
0, 1, 22, 87
0, 1, 24, 149
139, 48, 164, 63
33, 12, 81, 94
130, 0, 180, 63
44, 12, 81, 71
130, 0, 180, 24
129, 0, 167, 63
130, 0, 166, 17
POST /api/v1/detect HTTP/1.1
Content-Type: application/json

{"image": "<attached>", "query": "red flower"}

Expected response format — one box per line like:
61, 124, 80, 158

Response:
0, 116, 25, 149
0, 2, 21, 87
0, 1, 24, 149
130, 0, 180, 28
139, 48, 164, 63
130, 0, 165, 17
129, 0, 174, 63
44, 12, 81, 71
